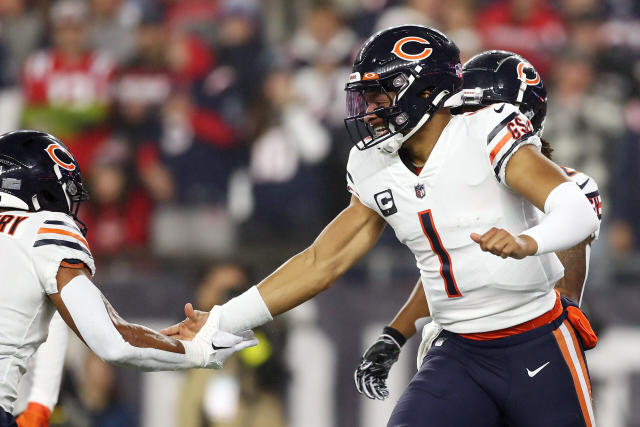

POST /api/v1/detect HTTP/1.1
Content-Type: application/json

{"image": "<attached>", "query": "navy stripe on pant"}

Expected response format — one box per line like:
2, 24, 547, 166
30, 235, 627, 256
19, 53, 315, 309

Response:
387, 305, 594, 427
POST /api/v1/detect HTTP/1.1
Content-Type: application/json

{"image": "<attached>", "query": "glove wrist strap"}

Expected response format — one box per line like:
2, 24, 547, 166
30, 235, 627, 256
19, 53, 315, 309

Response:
383, 326, 406, 347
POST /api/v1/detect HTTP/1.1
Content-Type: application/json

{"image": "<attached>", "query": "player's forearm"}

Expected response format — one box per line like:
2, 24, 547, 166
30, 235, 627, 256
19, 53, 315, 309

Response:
218, 247, 350, 333
389, 279, 430, 339
554, 239, 591, 304
521, 182, 599, 255
56, 275, 207, 371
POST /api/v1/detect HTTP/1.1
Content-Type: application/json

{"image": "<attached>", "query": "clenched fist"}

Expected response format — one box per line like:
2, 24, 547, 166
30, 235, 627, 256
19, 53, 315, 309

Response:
470, 228, 538, 259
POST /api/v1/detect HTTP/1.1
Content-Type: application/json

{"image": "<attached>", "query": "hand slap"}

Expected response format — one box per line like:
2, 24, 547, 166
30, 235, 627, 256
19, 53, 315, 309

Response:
161, 303, 209, 340
470, 228, 538, 259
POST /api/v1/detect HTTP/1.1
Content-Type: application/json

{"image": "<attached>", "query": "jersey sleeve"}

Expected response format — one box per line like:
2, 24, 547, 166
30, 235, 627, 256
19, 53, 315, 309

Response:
30, 213, 96, 295
479, 103, 542, 185
562, 167, 603, 240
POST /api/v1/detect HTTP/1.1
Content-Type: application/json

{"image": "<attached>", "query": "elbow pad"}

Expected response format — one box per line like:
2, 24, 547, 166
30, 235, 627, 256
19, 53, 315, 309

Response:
521, 182, 599, 255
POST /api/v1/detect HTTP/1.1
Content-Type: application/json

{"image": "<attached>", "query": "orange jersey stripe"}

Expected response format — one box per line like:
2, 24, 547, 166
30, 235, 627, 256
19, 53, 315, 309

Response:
38, 227, 90, 250
552, 322, 593, 427
489, 131, 513, 164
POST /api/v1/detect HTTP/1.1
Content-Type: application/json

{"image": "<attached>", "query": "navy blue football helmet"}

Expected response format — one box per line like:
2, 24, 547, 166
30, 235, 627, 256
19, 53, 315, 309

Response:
0, 130, 89, 234
344, 25, 462, 154
455, 50, 547, 136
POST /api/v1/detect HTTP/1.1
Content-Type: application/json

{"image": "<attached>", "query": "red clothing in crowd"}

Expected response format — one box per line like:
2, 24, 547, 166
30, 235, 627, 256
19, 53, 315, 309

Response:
477, 0, 566, 75
22, 50, 114, 106
81, 191, 152, 256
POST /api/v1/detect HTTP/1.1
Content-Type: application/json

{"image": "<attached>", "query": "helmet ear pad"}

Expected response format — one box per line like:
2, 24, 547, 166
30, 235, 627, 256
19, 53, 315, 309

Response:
35, 185, 69, 213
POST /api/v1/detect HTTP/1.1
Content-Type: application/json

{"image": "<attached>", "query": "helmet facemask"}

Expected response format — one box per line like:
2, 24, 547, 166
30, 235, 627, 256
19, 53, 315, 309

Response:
344, 67, 455, 154
44, 164, 90, 235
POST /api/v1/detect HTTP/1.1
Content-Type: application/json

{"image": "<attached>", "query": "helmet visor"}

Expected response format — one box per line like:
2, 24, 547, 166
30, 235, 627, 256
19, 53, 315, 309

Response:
346, 90, 368, 117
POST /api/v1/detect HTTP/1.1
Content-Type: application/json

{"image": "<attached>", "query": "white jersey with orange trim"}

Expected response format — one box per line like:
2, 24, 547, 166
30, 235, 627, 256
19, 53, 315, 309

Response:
346, 102, 564, 334
0, 210, 94, 413
558, 166, 602, 239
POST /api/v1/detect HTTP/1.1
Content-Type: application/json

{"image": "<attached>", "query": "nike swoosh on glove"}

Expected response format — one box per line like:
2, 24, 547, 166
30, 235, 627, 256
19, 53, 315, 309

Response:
193, 306, 259, 369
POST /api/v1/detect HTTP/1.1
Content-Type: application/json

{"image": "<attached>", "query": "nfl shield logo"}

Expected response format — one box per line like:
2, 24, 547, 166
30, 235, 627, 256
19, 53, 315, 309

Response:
415, 183, 426, 199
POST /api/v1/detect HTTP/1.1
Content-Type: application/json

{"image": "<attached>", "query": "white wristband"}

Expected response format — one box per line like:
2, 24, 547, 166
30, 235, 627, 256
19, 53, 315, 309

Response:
219, 286, 273, 333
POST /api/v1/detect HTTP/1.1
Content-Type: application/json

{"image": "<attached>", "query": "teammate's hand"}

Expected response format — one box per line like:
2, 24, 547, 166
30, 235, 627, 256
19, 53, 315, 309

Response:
354, 327, 405, 400
161, 303, 209, 340
16, 402, 50, 427
187, 306, 259, 369
470, 228, 538, 259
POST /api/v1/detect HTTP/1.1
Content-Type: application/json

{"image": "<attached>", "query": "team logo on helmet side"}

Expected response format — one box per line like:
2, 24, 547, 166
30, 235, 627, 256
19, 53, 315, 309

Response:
517, 61, 541, 86
45, 143, 76, 171
391, 37, 432, 61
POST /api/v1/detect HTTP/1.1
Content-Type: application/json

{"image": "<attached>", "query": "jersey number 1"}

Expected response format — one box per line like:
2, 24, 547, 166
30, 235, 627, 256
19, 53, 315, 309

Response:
418, 210, 462, 298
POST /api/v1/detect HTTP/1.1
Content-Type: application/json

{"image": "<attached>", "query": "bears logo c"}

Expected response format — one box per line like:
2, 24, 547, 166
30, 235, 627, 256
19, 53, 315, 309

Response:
517, 61, 541, 86
45, 143, 76, 171
391, 37, 432, 61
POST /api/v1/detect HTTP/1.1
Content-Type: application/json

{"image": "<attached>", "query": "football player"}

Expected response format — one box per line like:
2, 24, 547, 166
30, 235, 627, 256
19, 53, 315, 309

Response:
353, 51, 603, 409
163, 26, 599, 427
0, 131, 257, 427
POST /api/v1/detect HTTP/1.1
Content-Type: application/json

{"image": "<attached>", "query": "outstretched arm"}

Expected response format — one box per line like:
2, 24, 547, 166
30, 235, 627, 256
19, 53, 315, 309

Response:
49, 266, 256, 371
163, 196, 386, 338
258, 196, 386, 316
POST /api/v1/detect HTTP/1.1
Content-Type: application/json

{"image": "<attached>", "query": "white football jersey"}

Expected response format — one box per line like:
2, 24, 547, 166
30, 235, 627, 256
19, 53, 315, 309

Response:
0, 210, 94, 413
346, 103, 564, 334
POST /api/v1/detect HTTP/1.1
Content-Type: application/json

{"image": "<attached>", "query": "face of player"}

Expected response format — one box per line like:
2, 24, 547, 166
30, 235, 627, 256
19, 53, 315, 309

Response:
362, 90, 395, 137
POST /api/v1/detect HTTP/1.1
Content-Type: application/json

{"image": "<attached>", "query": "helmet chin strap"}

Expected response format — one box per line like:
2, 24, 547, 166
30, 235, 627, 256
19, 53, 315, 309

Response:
377, 90, 450, 155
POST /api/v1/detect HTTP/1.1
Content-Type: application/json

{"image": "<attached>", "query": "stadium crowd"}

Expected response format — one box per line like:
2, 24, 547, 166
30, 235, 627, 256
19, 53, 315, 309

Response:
1, 0, 640, 426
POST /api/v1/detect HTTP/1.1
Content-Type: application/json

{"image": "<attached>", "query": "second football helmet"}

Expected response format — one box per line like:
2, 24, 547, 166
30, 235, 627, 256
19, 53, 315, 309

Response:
344, 25, 462, 154
455, 50, 547, 136
0, 130, 89, 233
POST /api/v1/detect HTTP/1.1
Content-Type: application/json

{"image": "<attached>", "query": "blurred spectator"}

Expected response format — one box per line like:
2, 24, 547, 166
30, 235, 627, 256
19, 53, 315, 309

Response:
609, 100, 640, 254
243, 69, 331, 242
150, 88, 241, 258
374, 0, 439, 32
21, 0, 115, 169
477, 0, 566, 74
163, 0, 219, 41
177, 263, 287, 427
290, 2, 356, 130
81, 149, 153, 257
57, 352, 136, 427
544, 50, 623, 194
0, 0, 43, 67
89, 0, 141, 65
441, 0, 481, 62
198, 0, 269, 131
0, 36, 21, 133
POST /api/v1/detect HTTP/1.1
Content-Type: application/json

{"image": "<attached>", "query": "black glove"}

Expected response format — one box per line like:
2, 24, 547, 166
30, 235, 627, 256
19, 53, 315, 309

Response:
354, 326, 406, 400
